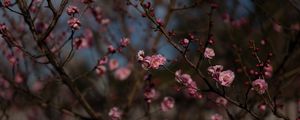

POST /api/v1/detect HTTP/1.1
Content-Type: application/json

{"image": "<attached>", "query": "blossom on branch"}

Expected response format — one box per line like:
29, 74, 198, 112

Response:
252, 79, 268, 94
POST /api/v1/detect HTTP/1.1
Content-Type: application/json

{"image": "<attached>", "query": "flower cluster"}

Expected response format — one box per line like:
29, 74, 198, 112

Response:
160, 97, 175, 112
208, 65, 235, 87
175, 70, 202, 99
137, 50, 166, 70
252, 79, 268, 94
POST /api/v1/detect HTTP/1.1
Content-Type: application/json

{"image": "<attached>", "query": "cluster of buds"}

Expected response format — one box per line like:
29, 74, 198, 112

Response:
66, 5, 79, 16
67, 17, 81, 30
208, 65, 235, 87
175, 70, 202, 99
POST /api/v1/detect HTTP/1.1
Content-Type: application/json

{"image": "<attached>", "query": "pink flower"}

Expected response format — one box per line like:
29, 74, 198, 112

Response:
218, 70, 235, 87
211, 113, 223, 120
273, 23, 282, 32
204, 47, 215, 59
161, 97, 175, 112
216, 97, 228, 106
73, 37, 89, 49
180, 38, 189, 46
258, 103, 266, 112
67, 18, 81, 30
264, 64, 273, 78
114, 67, 131, 81
208, 65, 224, 75
109, 59, 119, 71
175, 70, 201, 98
108, 107, 123, 120
108, 45, 116, 53
137, 51, 166, 70
98, 57, 108, 65
96, 65, 106, 76
149, 54, 166, 69
144, 87, 156, 103
31, 80, 44, 93
15, 73, 24, 84
66, 5, 79, 16
137, 50, 145, 61
3, 0, 11, 7
252, 79, 268, 94
120, 38, 130, 47
101, 18, 110, 25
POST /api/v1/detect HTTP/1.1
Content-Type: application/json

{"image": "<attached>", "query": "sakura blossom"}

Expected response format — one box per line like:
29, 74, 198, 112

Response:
180, 38, 189, 46
137, 50, 166, 70
144, 87, 156, 103
109, 59, 119, 71
204, 47, 215, 59
108, 107, 123, 120
96, 65, 106, 76
252, 79, 268, 94
120, 37, 130, 47
218, 70, 235, 87
175, 70, 202, 98
161, 96, 175, 112
114, 67, 131, 81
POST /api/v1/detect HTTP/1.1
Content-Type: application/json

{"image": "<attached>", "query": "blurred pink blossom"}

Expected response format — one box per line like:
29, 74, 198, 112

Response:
161, 96, 175, 112
108, 107, 123, 120
109, 59, 119, 71
252, 79, 268, 94
114, 67, 131, 81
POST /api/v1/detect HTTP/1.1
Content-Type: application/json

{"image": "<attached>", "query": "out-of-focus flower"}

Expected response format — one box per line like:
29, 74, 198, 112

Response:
144, 87, 156, 103
211, 113, 223, 120
161, 97, 175, 112
15, 73, 24, 84
108, 45, 116, 53
31, 80, 44, 93
273, 23, 282, 33
3, 0, 11, 7
120, 38, 130, 47
109, 59, 119, 71
252, 79, 268, 94
218, 70, 235, 87
73, 37, 89, 49
137, 50, 145, 61
96, 65, 106, 76
175, 70, 202, 99
180, 38, 189, 46
114, 67, 131, 81
66, 5, 79, 16
258, 103, 266, 112
216, 97, 228, 106
101, 18, 110, 25
67, 18, 81, 30
264, 64, 273, 78
108, 107, 123, 120
204, 47, 215, 59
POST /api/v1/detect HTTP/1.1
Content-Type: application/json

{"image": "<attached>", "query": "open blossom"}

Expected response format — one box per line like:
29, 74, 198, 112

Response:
114, 67, 131, 81
108, 107, 123, 120
218, 70, 235, 87
216, 97, 228, 106
67, 18, 81, 30
66, 5, 79, 15
204, 47, 215, 59
161, 97, 175, 112
211, 113, 223, 120
137, 50, 166, 70
109, 59, 119, 71
252, 79, 268, 94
